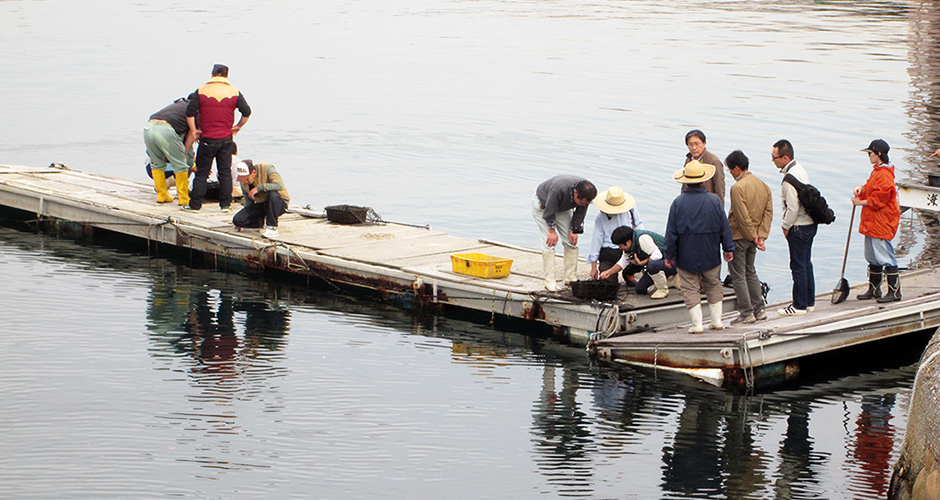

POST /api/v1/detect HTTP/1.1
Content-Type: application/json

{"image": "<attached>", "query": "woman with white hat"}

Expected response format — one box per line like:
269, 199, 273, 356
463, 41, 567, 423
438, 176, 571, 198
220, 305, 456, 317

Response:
588, 186, 644, 284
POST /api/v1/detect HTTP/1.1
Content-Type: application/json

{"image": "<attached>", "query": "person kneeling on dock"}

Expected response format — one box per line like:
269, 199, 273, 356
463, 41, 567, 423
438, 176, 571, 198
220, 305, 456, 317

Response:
664, 160, 735, 334
599, 226, 676, 299
532, 175, 597, 291
233, 160, 289, 239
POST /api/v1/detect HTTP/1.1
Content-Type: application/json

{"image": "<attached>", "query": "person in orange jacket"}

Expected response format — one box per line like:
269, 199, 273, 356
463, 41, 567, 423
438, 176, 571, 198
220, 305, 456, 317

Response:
852, 139, 901, 302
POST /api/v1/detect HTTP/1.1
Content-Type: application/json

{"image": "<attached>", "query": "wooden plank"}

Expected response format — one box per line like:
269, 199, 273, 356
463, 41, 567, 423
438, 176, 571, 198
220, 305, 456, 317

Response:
271, 220, 444, 251
320, 233, 488, 268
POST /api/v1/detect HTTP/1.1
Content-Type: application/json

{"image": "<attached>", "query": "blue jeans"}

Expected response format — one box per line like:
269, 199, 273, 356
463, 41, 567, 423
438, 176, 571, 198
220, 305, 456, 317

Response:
787, 224, 817, 310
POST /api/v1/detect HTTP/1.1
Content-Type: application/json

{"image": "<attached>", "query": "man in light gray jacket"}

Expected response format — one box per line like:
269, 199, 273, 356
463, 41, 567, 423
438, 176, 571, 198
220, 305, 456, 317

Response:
772, 139, 817, 316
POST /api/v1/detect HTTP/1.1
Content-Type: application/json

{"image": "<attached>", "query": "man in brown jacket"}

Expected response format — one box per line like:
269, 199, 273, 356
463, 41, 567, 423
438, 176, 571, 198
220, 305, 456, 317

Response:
726, 150, 773, 324
233, 160, 290, 239
682, 129, 726, 207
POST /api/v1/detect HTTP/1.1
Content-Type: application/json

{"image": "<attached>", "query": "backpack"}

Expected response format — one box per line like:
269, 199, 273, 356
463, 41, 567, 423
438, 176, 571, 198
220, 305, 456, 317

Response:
783, 173, 836, 225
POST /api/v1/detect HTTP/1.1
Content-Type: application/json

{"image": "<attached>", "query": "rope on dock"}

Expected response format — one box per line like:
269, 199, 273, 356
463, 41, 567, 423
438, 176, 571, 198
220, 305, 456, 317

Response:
585, 304, 622, 345
488, 289, 498, 326
739, 337, 755, 391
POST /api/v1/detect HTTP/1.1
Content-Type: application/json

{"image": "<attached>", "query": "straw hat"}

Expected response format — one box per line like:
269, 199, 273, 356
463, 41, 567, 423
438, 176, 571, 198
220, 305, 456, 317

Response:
594, 186, 635, 214
673, 160, 716, 184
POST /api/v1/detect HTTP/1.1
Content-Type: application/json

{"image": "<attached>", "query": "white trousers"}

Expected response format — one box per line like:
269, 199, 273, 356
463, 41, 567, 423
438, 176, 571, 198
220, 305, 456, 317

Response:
532, 194, 576, 251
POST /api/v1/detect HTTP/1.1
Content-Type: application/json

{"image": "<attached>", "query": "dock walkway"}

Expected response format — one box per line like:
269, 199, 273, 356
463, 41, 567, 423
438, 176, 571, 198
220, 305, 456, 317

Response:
591, 267, 940, 388
0, 164, 701, 345
4, 163, 939, 388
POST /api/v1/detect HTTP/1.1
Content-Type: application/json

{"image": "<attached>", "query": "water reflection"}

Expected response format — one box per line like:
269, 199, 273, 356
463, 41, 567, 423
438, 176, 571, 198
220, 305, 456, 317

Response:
532, 365, 593, 494
773, 401, 824, 499
850, 394, 897, 498
662, 395, 724, 495
132, 255, 926, 497
0, 226, 921, 498
148, 273, 290, 384
906, 1, 940, 266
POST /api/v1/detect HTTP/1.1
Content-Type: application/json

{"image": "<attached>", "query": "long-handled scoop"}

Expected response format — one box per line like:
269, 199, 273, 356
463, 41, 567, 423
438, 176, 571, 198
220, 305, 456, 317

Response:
832, 205, 857, 304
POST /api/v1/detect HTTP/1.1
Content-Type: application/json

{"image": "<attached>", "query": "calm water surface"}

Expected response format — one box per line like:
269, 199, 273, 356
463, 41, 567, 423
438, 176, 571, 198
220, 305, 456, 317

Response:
3, 0, 940, 498
0, 227, 920, 498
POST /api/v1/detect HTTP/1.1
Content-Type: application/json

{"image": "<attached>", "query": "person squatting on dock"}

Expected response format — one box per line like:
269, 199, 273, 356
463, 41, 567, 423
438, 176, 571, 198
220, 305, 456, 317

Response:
664, 160, 735, 334
682, 129, 726, 207
588, 186, 644, 285
600, 226, 677, 299
232, 160, 290, 239
184, 64, 251, 212
725, 150, 773, 325
143, 97, 195, 206
774, 139, 817, 317
532, 175, 597, 291
852, 139, 901, 303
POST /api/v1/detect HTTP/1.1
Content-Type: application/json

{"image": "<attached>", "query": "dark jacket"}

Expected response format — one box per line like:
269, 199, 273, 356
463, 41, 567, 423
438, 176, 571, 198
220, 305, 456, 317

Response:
186, 76, 251, 140
664, 186, 735, 272
149, 98, 190, 136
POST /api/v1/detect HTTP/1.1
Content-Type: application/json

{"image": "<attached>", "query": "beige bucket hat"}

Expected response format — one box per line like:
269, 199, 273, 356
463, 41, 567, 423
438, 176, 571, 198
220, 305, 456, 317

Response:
594, 186, 635, 214
673, 160, 716, 184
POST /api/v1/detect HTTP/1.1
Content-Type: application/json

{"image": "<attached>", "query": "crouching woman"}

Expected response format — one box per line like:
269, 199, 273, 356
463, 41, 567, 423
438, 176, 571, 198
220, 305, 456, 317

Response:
599, 226, 677, 299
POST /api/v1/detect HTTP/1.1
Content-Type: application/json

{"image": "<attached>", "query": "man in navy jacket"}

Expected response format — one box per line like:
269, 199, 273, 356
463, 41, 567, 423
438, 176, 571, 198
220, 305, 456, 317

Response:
664, 161, 735, 333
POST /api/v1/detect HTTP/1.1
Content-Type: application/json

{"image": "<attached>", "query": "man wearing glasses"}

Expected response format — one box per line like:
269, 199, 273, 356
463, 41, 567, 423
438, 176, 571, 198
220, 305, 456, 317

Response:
772, 139, 816, 316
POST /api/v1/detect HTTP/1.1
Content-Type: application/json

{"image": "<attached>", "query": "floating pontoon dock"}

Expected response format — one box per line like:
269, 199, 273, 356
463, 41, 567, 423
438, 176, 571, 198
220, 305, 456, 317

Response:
0, 164, 725, 346
591, 267, 940, 388
3, 163, 939, 388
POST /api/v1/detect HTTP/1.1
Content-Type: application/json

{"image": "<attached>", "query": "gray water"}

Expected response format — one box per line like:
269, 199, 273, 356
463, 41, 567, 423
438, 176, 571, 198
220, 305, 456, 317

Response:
3, 0, 940, 498
0, 227, 919, 498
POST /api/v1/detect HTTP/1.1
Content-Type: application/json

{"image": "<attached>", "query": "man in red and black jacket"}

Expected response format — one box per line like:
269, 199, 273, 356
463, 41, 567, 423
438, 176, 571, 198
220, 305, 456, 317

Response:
184, 64, 251, 211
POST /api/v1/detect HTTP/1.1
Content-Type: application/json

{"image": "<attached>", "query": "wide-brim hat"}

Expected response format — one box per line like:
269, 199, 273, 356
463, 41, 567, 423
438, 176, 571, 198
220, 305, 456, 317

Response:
594, 186, 635, 214
674, 160, 716, 184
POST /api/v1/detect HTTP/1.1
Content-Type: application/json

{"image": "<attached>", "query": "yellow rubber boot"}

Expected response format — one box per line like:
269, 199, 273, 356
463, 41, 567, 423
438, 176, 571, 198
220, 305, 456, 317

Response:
174, 170, 190, 206
154, 170, 173, 203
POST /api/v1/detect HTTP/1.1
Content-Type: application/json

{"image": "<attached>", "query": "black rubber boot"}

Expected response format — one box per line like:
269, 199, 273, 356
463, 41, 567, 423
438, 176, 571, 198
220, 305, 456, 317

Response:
876, 265, 901, 303
857, 264, 883, 300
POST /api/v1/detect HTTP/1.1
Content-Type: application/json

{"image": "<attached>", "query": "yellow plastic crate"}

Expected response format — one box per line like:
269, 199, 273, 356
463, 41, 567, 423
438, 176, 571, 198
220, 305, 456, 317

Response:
450, 253, 513, 279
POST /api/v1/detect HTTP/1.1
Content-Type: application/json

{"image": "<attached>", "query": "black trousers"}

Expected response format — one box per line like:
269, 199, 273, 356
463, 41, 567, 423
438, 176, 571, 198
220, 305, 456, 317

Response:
189, 137, 235, 210
233, 191, 288, 228
597, 247, 639, 283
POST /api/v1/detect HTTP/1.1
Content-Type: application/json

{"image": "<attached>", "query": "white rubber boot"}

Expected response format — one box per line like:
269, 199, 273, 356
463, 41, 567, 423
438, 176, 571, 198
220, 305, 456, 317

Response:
650, 271, 669, 299
709, 301, 724, 331
667, 273, 681, 289
542, 250, 558, 292
688, 304, 704, 334
563, 247, 579, 285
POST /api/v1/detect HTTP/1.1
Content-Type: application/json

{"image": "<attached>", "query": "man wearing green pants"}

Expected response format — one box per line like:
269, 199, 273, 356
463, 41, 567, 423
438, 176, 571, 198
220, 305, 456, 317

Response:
143, 97, 195, 205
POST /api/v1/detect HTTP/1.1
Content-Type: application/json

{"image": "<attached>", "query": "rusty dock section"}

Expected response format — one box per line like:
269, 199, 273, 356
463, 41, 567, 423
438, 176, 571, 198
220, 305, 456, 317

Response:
591, 268, 940, 388
3, 163, 940, 389
0, 164, 704, 346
